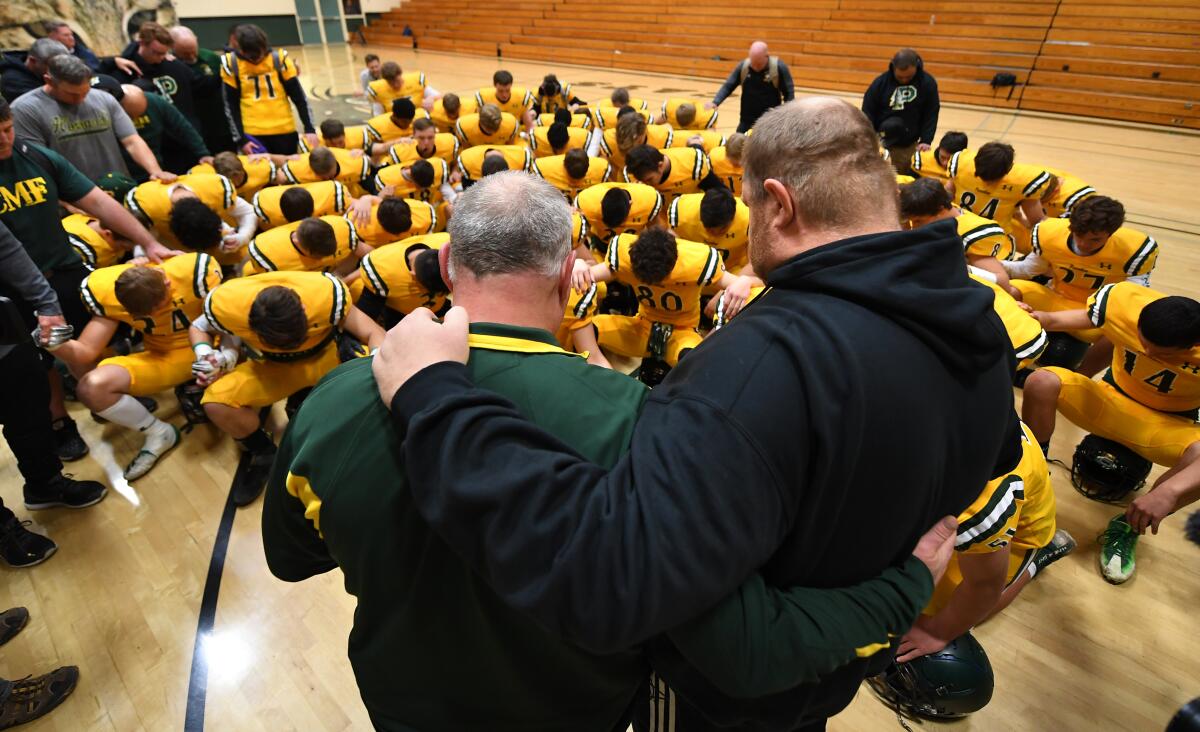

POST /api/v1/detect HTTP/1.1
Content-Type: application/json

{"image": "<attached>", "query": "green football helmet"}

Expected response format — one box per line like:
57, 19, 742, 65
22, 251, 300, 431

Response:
868, 631, 995, 719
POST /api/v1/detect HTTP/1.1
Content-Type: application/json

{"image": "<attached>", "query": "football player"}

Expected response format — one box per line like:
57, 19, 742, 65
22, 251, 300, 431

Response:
276, 146, 372, 196
220, 24, 316, 155
374, 158, 456, 208
189, 150, 278, 198
947, 141, 1053, 235
623, 144, 717, 204
252, 181, 350, 230
668, 187, 751, 272
1041, 167, 1097, 219
475, 70, 535, 130
531, 149, 612, 202
357, 232, 451, 327
63, 214, 127, 270
365, 98, 432, 146
598, 110, 674, 170
367, 61, 436, 116
457, 146, 532, 187
455, 104, 520, 148
373, 117, 459, 167
125, 173, 256, 259
345, 195, 439, 248
1023, 285, 1200, 583
707, 132, 745, 195
429, 93, 477, 134
909, 130, 968, 185
574, 182, 665, 246
900, 178, 1014, 290
245, 216, 364, 277
534, 74, 585, 115
660, 98, 718, 130
530, 112, 598, 158
299, 118, 374, 154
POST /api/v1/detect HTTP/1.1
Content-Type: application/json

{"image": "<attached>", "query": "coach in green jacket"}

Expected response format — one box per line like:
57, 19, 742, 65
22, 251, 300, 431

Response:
261, 172, 948, 731
91, 76, 211, 178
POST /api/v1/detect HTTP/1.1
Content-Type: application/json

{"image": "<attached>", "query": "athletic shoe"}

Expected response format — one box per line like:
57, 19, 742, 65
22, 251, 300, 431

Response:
123, 423, 180, 481
231, 445, 277, 507
1098, 515, 1138, 584
0, 608, 29, 647
24, 475, 107, 511
90, 396, 158, 424
0, 666, 79, 729
1033, 529, 1076, 573
0, 513, 56, 568
50, 419, 88, 462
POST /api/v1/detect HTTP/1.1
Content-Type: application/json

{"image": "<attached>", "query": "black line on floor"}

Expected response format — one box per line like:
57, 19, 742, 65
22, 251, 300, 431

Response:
183, 487, 239, 732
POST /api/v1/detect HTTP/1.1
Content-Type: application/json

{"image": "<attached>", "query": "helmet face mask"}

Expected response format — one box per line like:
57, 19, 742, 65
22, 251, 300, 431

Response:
1071, 434, 1151, 503
868, 632, 995, 719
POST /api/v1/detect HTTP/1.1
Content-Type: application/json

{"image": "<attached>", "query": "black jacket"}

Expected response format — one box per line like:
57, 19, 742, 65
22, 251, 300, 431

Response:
390, 219, 1021, 729
0, 53, 40, 104
862, 57, 940, 147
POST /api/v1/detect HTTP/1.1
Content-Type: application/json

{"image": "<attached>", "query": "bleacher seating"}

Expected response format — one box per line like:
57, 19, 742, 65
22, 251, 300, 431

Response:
363, 0, 1200, 129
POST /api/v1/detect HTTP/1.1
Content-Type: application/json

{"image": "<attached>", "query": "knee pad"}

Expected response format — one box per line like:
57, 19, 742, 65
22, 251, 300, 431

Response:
1071, 434, 1151, 503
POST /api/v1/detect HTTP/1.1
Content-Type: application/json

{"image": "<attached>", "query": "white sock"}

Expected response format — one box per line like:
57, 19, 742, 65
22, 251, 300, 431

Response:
96, 395, 158, 432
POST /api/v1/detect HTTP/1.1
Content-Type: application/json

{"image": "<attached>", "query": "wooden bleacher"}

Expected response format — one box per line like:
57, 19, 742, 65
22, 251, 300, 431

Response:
363, 0, 1200, 130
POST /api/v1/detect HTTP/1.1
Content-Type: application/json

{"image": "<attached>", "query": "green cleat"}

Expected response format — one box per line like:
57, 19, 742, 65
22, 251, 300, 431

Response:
1098, 515, 1138, 584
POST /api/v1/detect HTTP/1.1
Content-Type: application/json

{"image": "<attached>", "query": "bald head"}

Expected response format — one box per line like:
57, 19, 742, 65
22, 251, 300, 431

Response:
749, 42, 769, 70
170, 26, 199, 64
120, 84, 147, 117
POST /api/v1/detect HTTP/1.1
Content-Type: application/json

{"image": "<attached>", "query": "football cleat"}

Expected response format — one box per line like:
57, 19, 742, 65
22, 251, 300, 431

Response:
1098, 514, 1138, 584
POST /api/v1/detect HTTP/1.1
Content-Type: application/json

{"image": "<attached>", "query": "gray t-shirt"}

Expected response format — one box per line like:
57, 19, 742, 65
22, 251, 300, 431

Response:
11, 87, 137, 180
360, 68, 375, 95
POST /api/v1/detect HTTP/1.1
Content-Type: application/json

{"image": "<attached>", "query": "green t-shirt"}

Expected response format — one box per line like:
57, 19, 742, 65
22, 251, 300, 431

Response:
0, 141, 95, 271
127, 94, 209, 180
263, 323, 650, 732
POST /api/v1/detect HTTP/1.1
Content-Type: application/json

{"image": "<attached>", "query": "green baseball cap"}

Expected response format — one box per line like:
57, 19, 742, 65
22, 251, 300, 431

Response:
95, 172, 137, 200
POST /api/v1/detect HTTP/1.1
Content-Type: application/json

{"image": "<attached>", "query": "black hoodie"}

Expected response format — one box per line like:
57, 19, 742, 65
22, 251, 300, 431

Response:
0, 52, 41, 104
861, 56, 940, 147
389, 218, 1022, 728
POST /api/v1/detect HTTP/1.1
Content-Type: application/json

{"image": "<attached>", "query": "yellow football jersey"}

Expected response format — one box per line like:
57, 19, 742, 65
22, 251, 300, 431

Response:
575, 182, 664, 241
570, 211, 590, 251
625, 147, 711, 200
958, 210, 1014, 261
352, 199, 438, 246
948, 150, 1053, 231
456, 145, 532, 184
253, 181, 349, 229
204, 271, 350, 358
385, 133, 460, 166
530, 126, 593, 158
80, 253, 221, 351
374, 158, 451, 203
598, 124, 675, 170
668, 192, 751, 268
927, 421, 1055, 615
125, 174, 237, 245
367, 72, 427, 110
708, 147, 742, 195
660, 98, 718, 130
429, 96, 479, 134
970, 273, 1048, 369
1043, 167, 1097, 219
535, 83, 578, 116
474, 86, 534, 119
910, 148, 951, 184
189, 156, 277, 198
454, 112, 519, 147
670, 130, 726, 153
592, 103, 649, 130
219, 49, 301, 136
364, 109, 433, 144
280, 147, 371, 189
557, 281, 605, 350
1089, 283, 1200, 413
244, 215, 359, 276
63, 214, 124, 270
298, 125, 373, 153
531, 155, 612, 201
358, 232, 450, 315
605, 232, 724, 327
535, 112, 592, 129
1032, 218, 1158, 303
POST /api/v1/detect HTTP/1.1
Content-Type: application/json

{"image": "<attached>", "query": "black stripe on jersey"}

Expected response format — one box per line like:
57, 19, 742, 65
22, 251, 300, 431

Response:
1023, 171, 1052, 198
333, 182, 347, 213
282, 164, 300, 185
78, 277, 105, 317
598, 133, 613, 156
1015, 329, 1049, 361
911, 151, 923, 171
607, 236, 621, 271
67, 233, 97, 269
1030, 223, 1043, 256
193, 253, 207, 298
247, 241, 277, 272
1089, 284, 1115, 327
648, 192, 664, 223
698, 247, 721, 286
956, 475, 1025, 550
663, 128, 674, 148
359, 157, 371, 182
1122, 237, 1158, 276
574, 283, 598, 318
345, 218, 360, 249
948, 151, 962, 178
575, 214, 588, 243
202, 292, 234, 336
668, 198, 680, 228
522, 149, 532, 172
360, 253, 389, 297
961, 223, 1006, 250
125, 187, 141, 215
601, 162, 612, 183
324, 272, 348, 325
704, 110, 718, 129
1063, 186, 1095, 211
691, 150, 704, 180
220, 176, 235, 209
252, 191, 267, 223
423, 202, 438, 233
530, 159, 545, 180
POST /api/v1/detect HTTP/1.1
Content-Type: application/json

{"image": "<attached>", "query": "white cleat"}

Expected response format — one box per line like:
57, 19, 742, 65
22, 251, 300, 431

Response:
124, 422, 181, 481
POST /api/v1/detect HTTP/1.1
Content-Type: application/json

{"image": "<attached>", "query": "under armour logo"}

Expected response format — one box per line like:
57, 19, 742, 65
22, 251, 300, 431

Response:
1099, 262, 1112, 269
1181, 362, 1200, 375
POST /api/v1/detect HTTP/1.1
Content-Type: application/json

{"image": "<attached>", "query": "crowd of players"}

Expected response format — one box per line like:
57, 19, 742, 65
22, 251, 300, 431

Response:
0, 20, 1198, 728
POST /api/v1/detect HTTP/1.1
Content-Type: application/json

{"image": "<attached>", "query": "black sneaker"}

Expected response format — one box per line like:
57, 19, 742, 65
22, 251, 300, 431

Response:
231, 445, 277, 508
0, 666, 79, 729
90, 396, 159, 424
51, 419, 88, 462
1034, 529, 1077, 573
24, 474, 107, 511
0, 608, 29, 647
0, 513, 57, 568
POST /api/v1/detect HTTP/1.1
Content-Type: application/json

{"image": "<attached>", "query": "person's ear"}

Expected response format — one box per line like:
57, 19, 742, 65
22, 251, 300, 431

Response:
557, 250, 576, 306
762, 178, 796, 232
438, 243, 454, 292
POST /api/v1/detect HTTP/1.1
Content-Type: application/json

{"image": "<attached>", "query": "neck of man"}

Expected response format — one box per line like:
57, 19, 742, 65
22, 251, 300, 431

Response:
759, 219, 902, 275
451, 270, 564, 334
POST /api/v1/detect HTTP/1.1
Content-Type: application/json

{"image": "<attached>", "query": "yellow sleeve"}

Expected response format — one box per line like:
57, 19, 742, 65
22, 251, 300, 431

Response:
325, 273, 351, 326
961, 221, 1011, 259
219, 53, 238, 89
277, 50, 299, 82
1123, 235, 1159, 278
955, 474, 1025, 554
698, 245, 723, 286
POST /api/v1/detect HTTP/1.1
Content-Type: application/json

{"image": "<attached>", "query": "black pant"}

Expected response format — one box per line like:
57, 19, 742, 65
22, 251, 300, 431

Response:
0, 343, 63, 485
254, 132, 299, 156
44, 263, 91, 333
632, 674, 827, 732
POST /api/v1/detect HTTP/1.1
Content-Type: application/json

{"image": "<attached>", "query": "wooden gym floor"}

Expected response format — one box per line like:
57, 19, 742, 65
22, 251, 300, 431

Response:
0, 44, 1197, 731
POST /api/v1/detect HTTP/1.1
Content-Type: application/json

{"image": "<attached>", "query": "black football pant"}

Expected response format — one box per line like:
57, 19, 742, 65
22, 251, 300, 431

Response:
0, 342, 63, 486
633, 673, 828, 732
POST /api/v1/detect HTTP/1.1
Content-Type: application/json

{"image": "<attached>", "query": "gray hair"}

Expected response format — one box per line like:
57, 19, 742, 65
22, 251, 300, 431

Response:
47, 54, 91, 84
446, 171, 572, 281
29, 38, 69, 62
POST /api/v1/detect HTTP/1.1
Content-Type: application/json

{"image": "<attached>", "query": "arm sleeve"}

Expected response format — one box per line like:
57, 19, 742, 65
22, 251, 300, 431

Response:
586, 131, 601, 157
108, 99, 137, 140
42, 146, 98, 201
668, 556, 934, 698
861, 77, 884, 129
1001, 252, 1050, 280
439, 182, 457, 202
778, 61, 795, 102
919, 77, 940, 145
712, 64, 743, 107
261, 424, 337, 582
391, 361, 795, 653
223, 83, 245, 144
0, 222, 61, 316
230, 196, 257, 245
283, 76, 316, 134
12, 108, 49, 147
162, 101, 210, 159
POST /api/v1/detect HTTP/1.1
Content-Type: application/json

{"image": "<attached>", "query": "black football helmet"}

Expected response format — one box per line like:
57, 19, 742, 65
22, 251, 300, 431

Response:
868, 632, 995, 719
1035, 332, 1090, 371
1072, 434, 1151, 503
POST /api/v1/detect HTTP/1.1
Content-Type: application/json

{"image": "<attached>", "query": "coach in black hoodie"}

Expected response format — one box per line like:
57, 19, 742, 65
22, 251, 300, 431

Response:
373, 98, 1021, 731
862, 48, 940, 175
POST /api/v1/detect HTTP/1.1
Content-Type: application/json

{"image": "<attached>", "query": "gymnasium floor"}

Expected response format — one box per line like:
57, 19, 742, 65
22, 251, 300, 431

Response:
1, 43, 1198, 731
